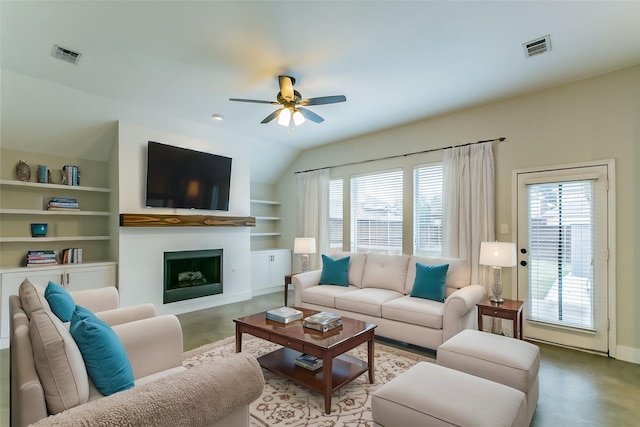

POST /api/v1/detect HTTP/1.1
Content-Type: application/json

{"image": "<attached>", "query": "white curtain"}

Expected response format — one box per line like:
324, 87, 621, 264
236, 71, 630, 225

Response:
296, 169, 330, 271
443, 142, 495, 289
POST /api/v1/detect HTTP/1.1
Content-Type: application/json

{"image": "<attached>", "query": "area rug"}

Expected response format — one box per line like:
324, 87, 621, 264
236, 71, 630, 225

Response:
183, 336, 434, 427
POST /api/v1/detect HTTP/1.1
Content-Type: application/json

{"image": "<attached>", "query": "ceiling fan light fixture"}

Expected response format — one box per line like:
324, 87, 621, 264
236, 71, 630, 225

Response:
278, 108, 292, 127
293, 109, 305, 126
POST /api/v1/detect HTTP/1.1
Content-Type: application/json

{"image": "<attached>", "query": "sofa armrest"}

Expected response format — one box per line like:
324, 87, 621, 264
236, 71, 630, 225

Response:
95, 303, 156, 326
31, 353, 265, 427
112, 315, 184, 380
442, 284, 486, 342
70, 287, 119, 313
292, 270, 322, 306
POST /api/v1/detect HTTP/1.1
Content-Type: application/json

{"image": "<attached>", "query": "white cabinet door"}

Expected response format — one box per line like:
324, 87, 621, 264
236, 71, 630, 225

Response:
66, 264, 116, 291
250, 250, 291, 292
270, 251, 291, 287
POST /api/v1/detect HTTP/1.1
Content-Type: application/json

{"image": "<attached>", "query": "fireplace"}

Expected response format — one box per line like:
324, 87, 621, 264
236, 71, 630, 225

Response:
163, 249, 223, 304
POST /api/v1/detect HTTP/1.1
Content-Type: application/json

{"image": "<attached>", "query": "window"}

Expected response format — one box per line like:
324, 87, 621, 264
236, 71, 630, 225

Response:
413, 164, 443, 257
350, 170, 403, 254
329, 178, 343, 250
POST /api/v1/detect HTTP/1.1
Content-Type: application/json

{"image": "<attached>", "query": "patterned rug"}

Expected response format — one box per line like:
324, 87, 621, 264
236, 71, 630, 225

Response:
183, 336, 434, 427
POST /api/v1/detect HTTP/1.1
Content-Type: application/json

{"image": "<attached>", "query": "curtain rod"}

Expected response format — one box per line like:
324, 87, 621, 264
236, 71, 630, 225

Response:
293, 137, 506, 175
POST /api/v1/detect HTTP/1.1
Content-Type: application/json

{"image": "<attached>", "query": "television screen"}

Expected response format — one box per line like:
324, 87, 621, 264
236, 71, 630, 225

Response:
145, 141, 232, 211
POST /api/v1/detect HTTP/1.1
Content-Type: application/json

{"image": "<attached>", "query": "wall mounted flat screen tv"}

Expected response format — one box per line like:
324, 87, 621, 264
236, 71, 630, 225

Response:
145, 141, 232, 211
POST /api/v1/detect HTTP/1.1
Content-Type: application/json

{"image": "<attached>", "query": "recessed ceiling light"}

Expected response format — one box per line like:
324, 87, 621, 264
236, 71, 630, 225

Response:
211, 114, 224, 121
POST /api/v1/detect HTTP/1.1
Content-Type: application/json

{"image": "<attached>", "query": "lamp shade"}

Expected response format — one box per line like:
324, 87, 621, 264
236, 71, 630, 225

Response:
294, 237, 316, 254
479, 241, 517, 267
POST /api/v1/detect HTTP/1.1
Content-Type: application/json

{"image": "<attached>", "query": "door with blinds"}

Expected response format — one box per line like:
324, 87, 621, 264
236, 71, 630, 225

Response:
516, 163, 612, 354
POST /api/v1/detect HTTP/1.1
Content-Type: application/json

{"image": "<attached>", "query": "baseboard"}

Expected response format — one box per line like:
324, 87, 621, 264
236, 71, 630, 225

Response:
616, 345, 640, 364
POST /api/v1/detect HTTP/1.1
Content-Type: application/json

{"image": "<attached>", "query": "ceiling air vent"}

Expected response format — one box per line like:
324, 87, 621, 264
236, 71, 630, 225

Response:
523, 35, 551, 58
52, 45, 81, 65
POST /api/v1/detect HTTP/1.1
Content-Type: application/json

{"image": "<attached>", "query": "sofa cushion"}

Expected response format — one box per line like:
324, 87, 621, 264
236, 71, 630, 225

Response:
410, 263, 449, 302
361, 253, 410, 293
405, 256, 471, 295
319, 254, 350, 286
335, 288, 403, 317
70, 305, 135, 396
19, 279, 51, 319
382, 295, 444, 329
45, 281, 76, 322
332, 251, 367, 288
30, 309, 90, 414
301, 284, 358, 308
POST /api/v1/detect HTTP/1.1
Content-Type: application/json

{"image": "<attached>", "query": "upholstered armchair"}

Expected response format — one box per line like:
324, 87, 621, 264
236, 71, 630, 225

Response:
11, 280, 264, 427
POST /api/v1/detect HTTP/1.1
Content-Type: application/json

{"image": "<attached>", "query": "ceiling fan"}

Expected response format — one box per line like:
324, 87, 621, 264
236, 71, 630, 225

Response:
229, 75, 346, 126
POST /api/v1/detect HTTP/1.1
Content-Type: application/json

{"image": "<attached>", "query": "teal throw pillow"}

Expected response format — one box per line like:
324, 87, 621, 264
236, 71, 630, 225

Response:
319, 255, 350, 286
70, 306, 134, 396
44, 281, 76, 322
410, 263, 449, 302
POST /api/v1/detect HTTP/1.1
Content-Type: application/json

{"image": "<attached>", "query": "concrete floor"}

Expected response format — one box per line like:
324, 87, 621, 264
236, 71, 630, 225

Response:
2, 290, 639, 426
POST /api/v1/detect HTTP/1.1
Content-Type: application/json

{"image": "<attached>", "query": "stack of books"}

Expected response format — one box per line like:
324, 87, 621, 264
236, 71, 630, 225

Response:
295, 353, 323, 371
61, 248, 83, 264
26, 250, 57, 267
265, 306, 303, 324
303, 311, 343, 333
63, 165, 80, 186
48, 197, 79, 211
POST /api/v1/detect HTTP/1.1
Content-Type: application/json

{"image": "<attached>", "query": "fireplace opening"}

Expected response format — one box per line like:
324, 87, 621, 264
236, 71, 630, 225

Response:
163, 249, 223, 304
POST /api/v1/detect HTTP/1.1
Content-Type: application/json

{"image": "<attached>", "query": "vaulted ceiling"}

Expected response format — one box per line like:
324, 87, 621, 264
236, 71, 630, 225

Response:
2, 1, 639, 183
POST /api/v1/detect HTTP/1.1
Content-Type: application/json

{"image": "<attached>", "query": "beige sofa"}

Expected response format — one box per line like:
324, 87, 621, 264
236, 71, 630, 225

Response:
293, 252, 486, 350
11, 281, 264, 427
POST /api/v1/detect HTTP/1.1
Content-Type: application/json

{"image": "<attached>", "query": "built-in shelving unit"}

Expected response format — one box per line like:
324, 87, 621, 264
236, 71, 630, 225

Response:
0, 178, 113, 267
250, 199, 282, 238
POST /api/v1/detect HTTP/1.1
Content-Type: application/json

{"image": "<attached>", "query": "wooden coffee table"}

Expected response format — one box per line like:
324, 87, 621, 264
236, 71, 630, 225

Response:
234, 307, 377, 414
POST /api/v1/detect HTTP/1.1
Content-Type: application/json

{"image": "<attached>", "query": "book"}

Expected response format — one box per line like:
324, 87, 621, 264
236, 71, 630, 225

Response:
51, 197, 78, 203
295, 353, 323, 371
303, 311, 341, 325
265, 307, 303, 324
304, 319, 343, 333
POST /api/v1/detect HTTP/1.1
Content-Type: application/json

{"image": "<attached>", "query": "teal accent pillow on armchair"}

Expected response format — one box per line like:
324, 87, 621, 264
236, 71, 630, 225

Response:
70, 305, 134, 396
319, 255, 350, 286
410, 263, 449, 302
45, 281, 76, 322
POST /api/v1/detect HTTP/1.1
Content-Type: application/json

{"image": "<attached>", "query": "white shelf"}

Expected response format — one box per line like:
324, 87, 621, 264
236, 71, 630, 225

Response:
0, 179, 111, 193
255, 216, 281, 221
250, 199, 280, 206
0, 236, 111, 243
0, 209, 111, 216
250, 232, 282, 237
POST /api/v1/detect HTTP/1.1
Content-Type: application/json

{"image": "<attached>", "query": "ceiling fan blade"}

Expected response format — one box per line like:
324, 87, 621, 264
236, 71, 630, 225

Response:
229, 98, 279, 105
297, 107, 324, 123
261, 108, 283, 124
298, 95, 346, 106
278, 75, 295, 102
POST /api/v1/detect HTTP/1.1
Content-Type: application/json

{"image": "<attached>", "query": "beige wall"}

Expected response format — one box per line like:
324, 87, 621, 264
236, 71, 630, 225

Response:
275, 64, 640, 360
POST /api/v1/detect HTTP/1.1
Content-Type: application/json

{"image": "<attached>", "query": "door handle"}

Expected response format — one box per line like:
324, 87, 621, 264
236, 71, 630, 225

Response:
520, 260, 528, 267
520, 248, 527, 254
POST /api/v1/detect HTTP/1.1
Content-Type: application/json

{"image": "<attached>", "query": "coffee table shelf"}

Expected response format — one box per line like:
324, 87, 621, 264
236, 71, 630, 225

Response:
258, 347, 369, 393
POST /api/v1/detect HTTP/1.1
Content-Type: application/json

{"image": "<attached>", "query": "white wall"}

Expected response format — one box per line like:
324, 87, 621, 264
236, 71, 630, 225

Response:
116, 121, 252, 314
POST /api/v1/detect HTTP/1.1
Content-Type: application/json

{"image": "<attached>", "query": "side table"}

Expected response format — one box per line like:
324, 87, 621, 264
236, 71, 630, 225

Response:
477, 298, 524, 340
283, 273, 299, 306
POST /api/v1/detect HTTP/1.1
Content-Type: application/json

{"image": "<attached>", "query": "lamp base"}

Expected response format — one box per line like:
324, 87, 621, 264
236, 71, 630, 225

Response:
490, 296, 504, 304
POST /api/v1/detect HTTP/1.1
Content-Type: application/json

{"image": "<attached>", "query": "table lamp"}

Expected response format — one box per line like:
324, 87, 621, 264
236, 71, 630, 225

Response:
294, 237, 316, 273
479, 241, 517, 303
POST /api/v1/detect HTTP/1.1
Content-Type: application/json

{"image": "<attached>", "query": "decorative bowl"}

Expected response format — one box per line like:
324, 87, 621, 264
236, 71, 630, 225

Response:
30, 223, 48, 237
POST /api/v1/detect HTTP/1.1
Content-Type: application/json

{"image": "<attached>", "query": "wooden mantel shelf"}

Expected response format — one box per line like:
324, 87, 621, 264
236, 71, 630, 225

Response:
120, 213, 255, 228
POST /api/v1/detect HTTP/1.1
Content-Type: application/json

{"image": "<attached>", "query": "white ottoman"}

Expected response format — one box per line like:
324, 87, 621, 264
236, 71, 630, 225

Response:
371, 362, 527, 427
437, 329, 540, 425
